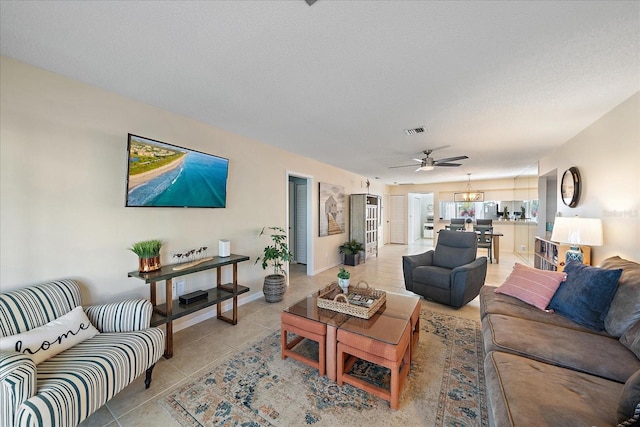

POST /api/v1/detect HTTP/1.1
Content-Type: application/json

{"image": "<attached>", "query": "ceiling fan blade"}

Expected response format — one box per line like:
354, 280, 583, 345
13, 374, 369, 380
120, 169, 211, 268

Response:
434, 162, 463, 167
389, 164, 420, 169
435, 155, 469, 163
412, 158, 423, 162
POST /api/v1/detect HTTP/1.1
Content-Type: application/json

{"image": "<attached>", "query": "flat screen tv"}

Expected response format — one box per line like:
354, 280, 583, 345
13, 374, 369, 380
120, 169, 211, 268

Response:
125, 134, 229, 208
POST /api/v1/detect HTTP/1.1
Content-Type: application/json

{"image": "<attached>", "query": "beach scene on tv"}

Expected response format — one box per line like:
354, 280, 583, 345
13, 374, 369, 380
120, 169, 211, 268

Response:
126, 135, 228, 208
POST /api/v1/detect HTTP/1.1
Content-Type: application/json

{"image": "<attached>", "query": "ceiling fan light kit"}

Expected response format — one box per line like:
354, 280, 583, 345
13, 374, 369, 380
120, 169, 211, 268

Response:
389, 146, 469, 172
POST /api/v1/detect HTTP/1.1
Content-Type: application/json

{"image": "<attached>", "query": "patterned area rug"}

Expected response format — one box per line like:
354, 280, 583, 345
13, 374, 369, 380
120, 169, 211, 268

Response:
162, 310, 488, 426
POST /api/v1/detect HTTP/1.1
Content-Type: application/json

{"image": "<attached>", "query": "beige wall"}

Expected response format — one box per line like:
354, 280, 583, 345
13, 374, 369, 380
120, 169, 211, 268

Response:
0, 57, 386, 317
539, 92, 640, 264
2, 54, 638, 319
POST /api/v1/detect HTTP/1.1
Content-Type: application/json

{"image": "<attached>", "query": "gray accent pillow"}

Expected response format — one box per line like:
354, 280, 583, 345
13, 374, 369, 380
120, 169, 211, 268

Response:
603, 256, 640, 337
621, 320, 640, 359
617, 369, 640, 425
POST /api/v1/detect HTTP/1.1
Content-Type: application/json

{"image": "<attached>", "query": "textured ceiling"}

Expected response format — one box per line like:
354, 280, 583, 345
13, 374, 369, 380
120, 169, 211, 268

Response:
1, 1, 638, 185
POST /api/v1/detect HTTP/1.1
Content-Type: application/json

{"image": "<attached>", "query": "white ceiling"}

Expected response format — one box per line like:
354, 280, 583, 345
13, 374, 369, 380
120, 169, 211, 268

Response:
1, 1, 638, 185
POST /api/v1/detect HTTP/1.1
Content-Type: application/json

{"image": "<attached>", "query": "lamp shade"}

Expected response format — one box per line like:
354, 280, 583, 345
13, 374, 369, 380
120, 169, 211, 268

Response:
550, 217, 603, 246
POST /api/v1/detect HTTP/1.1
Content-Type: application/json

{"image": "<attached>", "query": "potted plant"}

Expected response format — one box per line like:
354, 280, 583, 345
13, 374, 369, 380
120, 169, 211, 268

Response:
337, 268, 350, 293
255, 226, 293, 303
339, 239, 364, 266
129, 239, 163, 272
520, 206, 526, 220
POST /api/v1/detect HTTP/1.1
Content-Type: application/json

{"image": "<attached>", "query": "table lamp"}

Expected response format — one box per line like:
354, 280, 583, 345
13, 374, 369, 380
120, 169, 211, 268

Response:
550, 217, 603, 264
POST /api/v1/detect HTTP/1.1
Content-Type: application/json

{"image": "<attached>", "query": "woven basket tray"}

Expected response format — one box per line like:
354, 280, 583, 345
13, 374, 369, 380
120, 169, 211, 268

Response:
317, 281, 386, 319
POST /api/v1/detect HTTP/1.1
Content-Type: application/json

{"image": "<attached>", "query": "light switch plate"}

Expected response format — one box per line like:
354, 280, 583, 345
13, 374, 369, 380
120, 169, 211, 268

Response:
175, 279, 186, 296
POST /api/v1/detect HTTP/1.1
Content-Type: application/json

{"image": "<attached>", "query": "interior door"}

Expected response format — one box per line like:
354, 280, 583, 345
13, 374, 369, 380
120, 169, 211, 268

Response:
295, 183, 307, 263
410, 196, 421, 241
390, 195, 407, 244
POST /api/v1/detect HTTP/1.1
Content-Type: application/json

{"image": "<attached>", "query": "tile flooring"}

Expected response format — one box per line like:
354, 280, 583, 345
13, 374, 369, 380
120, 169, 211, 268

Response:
81, 240, 521, 426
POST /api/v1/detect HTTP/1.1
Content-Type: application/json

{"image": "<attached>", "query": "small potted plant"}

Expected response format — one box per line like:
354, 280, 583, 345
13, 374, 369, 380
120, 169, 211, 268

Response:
129, 239, 163, 272
255, 226, 294, 303
339, 239, 364, 266
337, 268, 350, 292
520, 206, 526, 220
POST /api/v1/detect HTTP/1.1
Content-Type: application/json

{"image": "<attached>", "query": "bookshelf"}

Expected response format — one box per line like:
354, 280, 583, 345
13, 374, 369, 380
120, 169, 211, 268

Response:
350, 194, 379, 261
534, 236, 591, 272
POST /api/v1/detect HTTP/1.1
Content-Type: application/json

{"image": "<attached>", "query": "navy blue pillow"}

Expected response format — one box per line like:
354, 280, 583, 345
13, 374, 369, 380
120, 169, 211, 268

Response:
548, 261, 622, 331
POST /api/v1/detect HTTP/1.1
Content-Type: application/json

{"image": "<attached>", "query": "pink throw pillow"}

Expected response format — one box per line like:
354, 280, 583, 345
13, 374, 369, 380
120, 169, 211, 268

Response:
495, 263, 567, 310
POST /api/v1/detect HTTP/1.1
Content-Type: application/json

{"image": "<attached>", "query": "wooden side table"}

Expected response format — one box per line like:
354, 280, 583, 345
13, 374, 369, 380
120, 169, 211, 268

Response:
128, 254, 250, 358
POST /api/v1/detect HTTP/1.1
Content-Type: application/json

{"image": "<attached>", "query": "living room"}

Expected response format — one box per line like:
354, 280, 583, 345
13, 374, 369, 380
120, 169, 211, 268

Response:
1, 2, 639, 426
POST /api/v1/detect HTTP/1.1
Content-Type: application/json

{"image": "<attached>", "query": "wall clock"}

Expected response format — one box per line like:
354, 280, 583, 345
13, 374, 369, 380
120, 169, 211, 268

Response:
561, 167, 581, 208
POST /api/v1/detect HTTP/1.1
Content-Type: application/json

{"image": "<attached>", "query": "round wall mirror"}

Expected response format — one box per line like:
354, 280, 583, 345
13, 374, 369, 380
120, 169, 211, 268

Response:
561, 167, 581, 207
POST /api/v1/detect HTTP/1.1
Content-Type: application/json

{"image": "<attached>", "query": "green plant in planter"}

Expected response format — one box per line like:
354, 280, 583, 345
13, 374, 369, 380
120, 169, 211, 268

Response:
339, 239, 364, 256
337, 268, 350, 280
339, 239, 364, 266
337, 267, 351, 292
129, 239, 163, 272
520, 206, 526, 220
255, 226, 293, 275
255, 226, 293, 303
129, 239, 163, 259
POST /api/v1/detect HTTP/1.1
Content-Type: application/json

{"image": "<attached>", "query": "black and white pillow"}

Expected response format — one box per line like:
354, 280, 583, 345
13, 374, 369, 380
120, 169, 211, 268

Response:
0, 306, 99, 364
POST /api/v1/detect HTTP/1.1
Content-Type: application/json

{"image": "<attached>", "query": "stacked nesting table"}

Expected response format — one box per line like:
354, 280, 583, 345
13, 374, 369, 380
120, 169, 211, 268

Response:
281, 283, 420, 409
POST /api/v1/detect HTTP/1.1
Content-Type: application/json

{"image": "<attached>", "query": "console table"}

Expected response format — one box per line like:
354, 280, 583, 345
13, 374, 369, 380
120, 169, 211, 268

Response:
128, 254, 250, 358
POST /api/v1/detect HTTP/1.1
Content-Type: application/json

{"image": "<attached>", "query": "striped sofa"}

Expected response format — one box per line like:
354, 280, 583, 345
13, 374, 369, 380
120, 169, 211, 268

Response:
0, 279, 165, 427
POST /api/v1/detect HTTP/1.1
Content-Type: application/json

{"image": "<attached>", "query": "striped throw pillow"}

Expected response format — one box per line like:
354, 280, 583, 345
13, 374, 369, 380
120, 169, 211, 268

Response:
495, 263, 567, 310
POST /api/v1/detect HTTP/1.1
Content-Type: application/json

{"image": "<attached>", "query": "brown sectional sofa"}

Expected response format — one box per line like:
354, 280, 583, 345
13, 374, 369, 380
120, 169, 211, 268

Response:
480, 256, 640, 426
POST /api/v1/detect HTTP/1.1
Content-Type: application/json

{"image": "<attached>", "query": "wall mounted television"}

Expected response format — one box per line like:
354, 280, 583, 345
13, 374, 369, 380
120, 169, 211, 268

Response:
125, 134, 229, 208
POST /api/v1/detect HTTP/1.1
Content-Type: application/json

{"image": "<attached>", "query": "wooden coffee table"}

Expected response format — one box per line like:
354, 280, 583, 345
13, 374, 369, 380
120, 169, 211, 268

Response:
281, 283, 421, 409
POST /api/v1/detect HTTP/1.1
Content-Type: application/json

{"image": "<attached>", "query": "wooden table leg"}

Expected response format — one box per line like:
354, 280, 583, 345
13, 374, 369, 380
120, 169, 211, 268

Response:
326, 325, 337, 381
493, 235, 500, 263
217, 264, 239, 325
164, 278, 174, 359
149, 281, 157, 306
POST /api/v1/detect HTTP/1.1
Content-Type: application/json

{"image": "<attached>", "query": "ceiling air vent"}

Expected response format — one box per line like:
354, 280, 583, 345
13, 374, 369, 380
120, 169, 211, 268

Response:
404, 126, 427, 136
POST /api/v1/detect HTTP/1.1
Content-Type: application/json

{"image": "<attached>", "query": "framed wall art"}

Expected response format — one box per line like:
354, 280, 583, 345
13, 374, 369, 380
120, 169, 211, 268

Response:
319, 182, 345, 236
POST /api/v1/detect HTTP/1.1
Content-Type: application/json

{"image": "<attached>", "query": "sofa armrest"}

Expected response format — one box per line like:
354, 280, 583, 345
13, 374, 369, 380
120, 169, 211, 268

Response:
450, 257, 488, 308
1, 351, 37, 424
84, 299, 153, 333
402, 251, 434, 291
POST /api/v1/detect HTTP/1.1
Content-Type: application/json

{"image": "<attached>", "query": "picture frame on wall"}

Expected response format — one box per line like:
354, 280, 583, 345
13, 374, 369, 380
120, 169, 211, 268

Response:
319, 182, 345, 236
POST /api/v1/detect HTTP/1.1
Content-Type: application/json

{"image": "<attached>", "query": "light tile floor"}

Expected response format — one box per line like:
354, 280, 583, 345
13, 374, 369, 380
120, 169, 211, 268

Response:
82, 240, 521, 426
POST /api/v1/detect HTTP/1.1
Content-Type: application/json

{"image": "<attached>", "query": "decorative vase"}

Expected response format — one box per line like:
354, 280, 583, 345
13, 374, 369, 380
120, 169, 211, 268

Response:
338, 278, 350, 293
139, 256, 161, 273
263, 274, 287, 303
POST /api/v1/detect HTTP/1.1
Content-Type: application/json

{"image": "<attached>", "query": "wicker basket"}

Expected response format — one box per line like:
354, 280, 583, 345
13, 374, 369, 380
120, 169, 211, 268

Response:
317, 281, 386, 319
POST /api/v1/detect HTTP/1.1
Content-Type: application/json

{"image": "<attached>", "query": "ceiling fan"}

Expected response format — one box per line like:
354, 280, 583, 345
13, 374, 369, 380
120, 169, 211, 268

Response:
389, 146, 468, 172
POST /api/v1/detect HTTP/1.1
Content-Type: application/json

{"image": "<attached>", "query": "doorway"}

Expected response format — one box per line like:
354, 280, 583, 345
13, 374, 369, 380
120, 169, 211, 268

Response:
408, 192, 435, 243
287, 173, 313, 276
